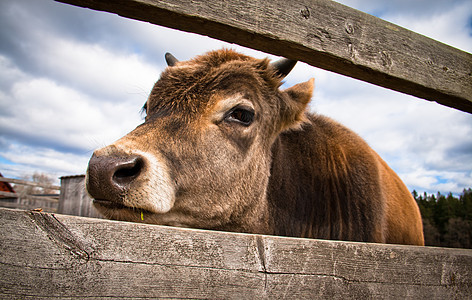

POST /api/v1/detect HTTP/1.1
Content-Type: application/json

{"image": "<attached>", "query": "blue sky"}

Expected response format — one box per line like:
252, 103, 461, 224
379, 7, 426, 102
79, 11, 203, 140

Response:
0, 0, 471, 195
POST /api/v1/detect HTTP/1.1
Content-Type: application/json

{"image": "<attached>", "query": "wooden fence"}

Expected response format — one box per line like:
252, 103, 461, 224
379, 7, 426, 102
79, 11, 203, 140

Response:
58, 175, 103, 219
0, 177, 60, 213
1, 207, 471, 298
0, 176, 103, 218
1, 0, 471, 298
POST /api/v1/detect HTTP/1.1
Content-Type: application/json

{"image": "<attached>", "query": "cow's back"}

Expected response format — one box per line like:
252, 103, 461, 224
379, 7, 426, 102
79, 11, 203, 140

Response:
268, 113, 424, 245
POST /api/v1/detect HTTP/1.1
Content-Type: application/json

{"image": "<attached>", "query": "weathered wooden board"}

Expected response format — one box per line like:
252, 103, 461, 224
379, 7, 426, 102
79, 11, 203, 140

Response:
0, 193, 58, 213
0, 177, 60, 190
58, 175, 103, 219
0, 208, 471, 298
0, 191, 58, 202
55, 0, 472, 113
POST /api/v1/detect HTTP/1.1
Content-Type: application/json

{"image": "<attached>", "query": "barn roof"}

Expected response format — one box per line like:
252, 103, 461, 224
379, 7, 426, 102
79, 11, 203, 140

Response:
0, 172, 15, 194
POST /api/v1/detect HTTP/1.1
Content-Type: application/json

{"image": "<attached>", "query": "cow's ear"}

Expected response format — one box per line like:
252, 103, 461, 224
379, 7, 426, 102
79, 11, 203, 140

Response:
280, 78, 314, 130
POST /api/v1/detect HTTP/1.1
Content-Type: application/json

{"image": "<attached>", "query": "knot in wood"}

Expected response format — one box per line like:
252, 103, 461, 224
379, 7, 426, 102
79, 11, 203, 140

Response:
300, 6, 310, 19
379, 51, 392, 68
345, 22, 354, 34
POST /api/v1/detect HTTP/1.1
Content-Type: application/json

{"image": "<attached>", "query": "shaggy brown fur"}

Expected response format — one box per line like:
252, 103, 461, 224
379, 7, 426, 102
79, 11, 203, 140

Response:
86, 49, 424, 245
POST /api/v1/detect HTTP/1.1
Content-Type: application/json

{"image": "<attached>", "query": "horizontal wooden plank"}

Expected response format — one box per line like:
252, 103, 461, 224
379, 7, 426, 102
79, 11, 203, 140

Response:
0, 207, 471, 298
55, 0, 472, 113
0, 191, 59, 202
0, 177, 60, 190
0, 191, 17, 198
0, 201, 57, 212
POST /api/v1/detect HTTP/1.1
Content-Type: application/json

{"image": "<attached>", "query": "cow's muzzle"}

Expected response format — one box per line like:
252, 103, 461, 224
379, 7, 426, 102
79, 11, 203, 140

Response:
86, 153, 144, 204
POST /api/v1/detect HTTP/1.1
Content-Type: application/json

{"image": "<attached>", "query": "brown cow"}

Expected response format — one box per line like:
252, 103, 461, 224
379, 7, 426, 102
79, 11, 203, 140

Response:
86, 49, 424, 245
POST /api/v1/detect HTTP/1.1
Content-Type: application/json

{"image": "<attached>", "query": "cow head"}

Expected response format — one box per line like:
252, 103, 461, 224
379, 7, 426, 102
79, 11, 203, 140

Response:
86, 49, 314, 233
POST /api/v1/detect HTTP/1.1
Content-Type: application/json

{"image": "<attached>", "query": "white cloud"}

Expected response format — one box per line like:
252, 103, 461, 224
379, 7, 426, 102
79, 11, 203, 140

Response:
0, 61, 144, 149
401, 168, 472, 195
27, 33, 160, 103
1, 143, 89, 182
0, 56, 27, 90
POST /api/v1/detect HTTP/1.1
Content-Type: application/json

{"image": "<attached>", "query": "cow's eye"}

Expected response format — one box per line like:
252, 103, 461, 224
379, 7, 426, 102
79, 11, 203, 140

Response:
225, 107, 255, 126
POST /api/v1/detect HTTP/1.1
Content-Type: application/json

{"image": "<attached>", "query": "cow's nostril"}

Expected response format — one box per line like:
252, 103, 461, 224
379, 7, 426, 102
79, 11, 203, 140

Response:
87, 153, 146, 202
113, 156, 144, 185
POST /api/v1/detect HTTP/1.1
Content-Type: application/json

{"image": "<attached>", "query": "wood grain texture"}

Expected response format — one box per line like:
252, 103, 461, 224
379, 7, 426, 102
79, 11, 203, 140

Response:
55, 0, 472, 113
58, 175, 103, 219
0, 177, 60, 190
1, 208, 471, 298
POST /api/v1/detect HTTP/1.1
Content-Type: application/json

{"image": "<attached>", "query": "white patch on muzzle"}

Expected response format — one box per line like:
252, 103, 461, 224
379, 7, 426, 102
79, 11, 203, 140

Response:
105, 138, 176, 214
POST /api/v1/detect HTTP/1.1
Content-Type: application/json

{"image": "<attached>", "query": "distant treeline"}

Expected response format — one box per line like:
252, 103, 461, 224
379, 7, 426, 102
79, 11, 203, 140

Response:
413, 188, 472, 249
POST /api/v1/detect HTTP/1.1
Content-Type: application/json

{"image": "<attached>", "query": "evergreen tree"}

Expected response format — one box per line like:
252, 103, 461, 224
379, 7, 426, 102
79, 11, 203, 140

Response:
414, 189, 472, 249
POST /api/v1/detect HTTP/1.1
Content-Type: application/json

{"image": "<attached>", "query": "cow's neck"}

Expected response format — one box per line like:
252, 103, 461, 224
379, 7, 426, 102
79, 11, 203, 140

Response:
222, 155, 273, 235
267, 127, 329, 239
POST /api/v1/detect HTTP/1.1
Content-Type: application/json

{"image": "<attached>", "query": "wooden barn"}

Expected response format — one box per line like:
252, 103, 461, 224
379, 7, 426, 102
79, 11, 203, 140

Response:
0, 172, 16, 201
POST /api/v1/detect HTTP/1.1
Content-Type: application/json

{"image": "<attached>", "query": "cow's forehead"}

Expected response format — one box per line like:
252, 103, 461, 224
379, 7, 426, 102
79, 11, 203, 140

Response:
146, 50, 282, 117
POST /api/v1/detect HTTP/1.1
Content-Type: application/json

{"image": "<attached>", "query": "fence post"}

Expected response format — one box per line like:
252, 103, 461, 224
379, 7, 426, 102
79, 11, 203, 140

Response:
58, 175, 103, 218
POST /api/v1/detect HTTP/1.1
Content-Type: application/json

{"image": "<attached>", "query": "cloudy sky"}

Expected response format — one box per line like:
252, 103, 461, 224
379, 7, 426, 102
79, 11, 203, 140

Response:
0, 0, 471, 195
